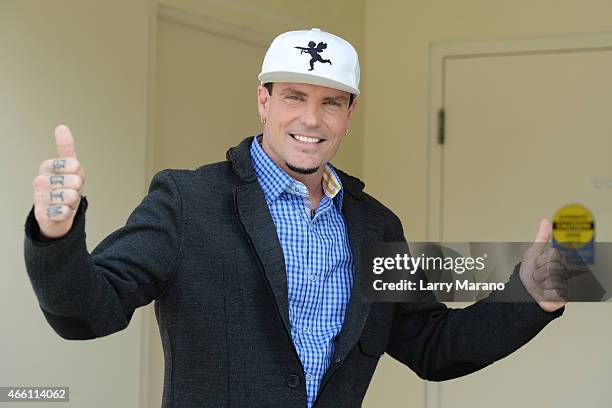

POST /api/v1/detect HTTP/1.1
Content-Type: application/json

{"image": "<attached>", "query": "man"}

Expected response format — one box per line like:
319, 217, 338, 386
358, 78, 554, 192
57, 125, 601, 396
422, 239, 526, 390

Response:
25, 28, 569, 407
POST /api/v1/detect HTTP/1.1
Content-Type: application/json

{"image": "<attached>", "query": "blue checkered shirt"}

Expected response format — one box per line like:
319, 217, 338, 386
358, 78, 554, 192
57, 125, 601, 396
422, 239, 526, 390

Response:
250, 136, 355, 407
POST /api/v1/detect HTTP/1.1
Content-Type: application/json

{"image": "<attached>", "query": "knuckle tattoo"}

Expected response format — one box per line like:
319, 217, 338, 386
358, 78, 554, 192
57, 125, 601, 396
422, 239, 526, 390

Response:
49, 175, 64, 186
50, 190, 64, 202
46, 205, 63, 219
52, 159, 66, 170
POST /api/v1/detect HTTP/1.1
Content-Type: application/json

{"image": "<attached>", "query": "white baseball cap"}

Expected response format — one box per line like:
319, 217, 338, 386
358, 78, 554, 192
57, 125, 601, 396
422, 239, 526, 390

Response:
258, 28, 360, 96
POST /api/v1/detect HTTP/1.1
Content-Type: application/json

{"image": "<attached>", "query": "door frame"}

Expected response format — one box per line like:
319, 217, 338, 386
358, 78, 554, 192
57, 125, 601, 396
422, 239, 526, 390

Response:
426, 31, 612, 408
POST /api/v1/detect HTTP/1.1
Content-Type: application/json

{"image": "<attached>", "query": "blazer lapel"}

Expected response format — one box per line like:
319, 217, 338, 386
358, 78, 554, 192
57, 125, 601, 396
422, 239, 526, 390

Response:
234, 182, 292, 339
228, 136, 292, 338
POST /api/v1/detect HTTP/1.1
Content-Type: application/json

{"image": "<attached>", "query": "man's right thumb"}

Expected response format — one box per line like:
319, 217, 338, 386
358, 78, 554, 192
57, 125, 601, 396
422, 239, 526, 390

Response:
55, 124, 77, 158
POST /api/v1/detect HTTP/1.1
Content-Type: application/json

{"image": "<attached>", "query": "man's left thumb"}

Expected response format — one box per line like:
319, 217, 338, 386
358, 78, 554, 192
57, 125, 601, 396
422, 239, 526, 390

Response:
535, 218, 552, 243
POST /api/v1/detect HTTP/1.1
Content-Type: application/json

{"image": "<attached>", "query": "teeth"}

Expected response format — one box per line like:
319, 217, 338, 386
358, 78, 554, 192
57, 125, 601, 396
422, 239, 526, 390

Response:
293, 134, 321, 143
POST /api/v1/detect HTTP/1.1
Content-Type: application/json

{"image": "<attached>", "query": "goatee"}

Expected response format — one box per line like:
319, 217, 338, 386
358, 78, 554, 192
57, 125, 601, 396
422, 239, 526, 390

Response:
286, 161, 319, 175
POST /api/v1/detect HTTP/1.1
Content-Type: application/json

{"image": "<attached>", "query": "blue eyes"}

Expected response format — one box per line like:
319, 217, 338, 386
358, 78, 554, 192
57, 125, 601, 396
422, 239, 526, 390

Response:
284, 95, 339, 106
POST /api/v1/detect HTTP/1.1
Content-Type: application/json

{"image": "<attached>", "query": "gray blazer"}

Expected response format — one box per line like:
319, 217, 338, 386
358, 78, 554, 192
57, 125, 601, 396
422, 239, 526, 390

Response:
24, 135, 563, 407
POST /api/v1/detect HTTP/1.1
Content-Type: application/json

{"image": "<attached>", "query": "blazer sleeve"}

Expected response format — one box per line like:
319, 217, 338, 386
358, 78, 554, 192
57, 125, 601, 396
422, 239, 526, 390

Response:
23, 169, 183, 340
383, 212, 564, 381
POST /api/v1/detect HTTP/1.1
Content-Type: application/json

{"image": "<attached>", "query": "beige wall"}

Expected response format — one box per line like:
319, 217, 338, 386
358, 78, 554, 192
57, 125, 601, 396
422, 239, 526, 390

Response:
1, 0, 150, 406
362, 1, 612, 406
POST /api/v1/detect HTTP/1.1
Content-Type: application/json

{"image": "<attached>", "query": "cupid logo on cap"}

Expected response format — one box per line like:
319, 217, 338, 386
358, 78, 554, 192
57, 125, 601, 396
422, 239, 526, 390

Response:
258, 28, 360, 96
294, 41, 332, 71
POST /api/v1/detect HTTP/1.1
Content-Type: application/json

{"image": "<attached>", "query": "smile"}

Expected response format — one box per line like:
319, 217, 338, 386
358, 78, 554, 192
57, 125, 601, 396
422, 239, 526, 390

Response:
290, 133, 324, 144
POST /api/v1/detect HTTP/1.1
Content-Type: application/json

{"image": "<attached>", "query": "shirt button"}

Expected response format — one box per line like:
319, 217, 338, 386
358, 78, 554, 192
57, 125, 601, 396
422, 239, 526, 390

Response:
286, 374, 300, 388
305, 373, 313, 381
310, 274, 317, 282
303, 327, 311, 334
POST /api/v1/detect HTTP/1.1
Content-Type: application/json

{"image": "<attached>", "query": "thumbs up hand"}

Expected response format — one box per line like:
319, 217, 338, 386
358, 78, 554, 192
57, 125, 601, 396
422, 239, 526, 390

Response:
32, 125, 86, 239
519, 218, 571, 312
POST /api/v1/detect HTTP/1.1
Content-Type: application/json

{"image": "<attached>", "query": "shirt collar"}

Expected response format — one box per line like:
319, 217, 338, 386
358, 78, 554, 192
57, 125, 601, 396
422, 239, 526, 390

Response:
250, 135, 344, 208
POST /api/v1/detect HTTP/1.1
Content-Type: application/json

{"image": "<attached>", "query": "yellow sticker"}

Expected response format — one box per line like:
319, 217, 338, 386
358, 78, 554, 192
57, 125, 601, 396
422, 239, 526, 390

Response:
552, 204, 594, 250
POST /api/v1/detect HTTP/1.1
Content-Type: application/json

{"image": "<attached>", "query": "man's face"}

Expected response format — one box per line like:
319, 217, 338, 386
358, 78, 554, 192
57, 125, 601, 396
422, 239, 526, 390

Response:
256, 82, 357, 177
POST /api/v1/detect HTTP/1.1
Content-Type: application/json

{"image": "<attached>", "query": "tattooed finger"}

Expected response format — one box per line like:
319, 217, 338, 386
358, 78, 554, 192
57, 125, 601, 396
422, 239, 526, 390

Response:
47, 189, 80, 209
39, 158, 82, 175
44, 174, 83, 190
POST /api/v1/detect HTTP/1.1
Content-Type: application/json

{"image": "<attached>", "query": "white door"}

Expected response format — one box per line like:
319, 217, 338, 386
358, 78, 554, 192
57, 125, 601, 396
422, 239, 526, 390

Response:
429, 36, 612, 408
